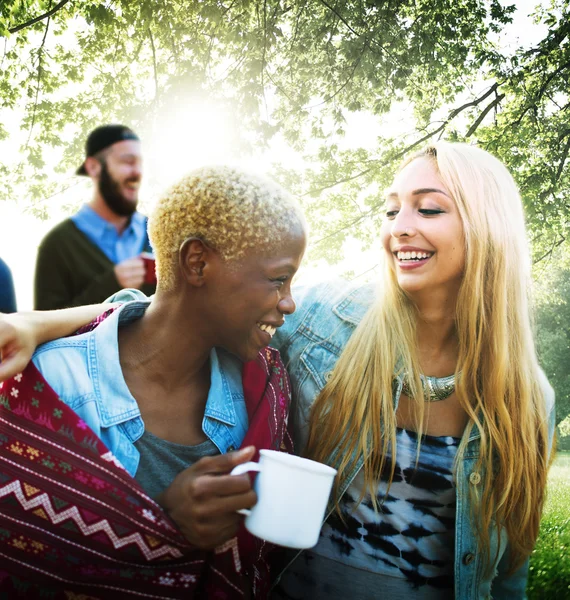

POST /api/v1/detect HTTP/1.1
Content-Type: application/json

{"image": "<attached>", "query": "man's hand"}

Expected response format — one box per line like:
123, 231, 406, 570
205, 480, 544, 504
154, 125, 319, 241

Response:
114, 257, 145, 289
157, 446, 257, 550
0, 313, 37, 382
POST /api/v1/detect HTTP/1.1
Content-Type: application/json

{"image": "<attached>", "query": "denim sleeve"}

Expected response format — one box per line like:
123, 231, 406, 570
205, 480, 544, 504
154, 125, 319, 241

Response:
492, 553, 528, 599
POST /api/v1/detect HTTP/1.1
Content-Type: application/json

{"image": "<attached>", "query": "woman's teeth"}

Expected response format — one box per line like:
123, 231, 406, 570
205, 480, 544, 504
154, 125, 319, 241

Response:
257, 323, 276, 337
397, 251, 432, 261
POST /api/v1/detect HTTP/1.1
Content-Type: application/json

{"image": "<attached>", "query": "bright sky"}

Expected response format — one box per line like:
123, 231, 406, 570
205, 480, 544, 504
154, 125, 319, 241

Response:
0, 0, 547, 309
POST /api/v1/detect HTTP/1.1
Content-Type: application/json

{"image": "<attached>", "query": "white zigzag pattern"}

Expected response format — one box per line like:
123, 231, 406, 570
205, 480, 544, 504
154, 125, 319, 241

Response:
215, 536, 241, 572
100, 451, 127, 471
0, 480, 182, 561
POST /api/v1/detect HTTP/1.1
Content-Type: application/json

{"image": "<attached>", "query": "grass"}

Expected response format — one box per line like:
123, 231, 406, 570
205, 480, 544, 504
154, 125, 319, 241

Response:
527, 451, 570, 598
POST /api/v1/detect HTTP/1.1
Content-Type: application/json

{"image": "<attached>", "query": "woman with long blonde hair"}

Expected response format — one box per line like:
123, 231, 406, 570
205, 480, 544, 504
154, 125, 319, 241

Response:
0, 143, 555, 599
270, 142, 554, 599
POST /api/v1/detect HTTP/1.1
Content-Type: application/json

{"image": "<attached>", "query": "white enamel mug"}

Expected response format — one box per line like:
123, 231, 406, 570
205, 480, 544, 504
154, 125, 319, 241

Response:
230, 449, 337, 549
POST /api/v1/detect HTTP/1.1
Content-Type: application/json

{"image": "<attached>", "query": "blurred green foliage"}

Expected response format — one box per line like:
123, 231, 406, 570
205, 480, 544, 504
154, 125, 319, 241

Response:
536, 267, 570, 426
528, 452, 570, 598
0, 1, 567, 268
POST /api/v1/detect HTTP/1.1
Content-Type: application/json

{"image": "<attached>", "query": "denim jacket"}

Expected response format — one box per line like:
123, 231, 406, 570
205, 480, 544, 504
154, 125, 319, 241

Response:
272, 279, 556, 600
32, 300, 248, 477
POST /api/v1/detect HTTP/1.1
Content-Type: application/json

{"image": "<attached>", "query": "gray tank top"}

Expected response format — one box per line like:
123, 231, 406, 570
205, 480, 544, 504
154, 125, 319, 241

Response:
134, 430, 219, 499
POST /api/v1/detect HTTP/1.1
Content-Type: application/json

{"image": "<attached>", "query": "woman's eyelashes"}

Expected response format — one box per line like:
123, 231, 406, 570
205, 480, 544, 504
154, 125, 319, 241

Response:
384, 207, 445, 219
419, 208, 445, 216
270, 276, 289, 287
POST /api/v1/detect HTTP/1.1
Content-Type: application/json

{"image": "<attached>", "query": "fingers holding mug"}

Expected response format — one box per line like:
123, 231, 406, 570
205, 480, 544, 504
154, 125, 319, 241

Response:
156, 446, 258, 549
230, 461, 262, 515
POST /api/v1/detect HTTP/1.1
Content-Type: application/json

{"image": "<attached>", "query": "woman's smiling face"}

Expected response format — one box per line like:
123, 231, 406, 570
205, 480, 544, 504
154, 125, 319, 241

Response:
202, 227, 307, 362
381, 157, 465, 298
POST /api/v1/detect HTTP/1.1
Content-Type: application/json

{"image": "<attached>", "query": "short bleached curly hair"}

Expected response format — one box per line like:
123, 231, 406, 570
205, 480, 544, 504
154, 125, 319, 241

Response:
148, 166, 306, 290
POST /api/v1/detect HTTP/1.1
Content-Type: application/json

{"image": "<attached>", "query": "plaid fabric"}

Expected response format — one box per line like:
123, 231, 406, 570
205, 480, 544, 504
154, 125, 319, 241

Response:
0, 311, 293, 599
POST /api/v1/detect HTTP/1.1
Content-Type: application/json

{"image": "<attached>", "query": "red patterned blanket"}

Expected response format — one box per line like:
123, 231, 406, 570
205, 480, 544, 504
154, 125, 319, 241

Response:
0, 311, 293, 599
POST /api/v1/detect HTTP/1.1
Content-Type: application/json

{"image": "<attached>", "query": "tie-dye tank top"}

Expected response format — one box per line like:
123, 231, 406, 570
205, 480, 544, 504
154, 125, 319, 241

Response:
275, 428, 460, 599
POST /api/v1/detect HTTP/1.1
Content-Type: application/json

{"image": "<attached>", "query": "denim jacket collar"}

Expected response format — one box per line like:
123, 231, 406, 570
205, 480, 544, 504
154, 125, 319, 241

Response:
332, 283, 375, 326
204, 347, 239, 426
90, 302, 141, 427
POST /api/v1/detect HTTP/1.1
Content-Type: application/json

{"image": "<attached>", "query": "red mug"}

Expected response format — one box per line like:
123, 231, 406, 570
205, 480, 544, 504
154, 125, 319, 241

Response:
141, 252, 157, 285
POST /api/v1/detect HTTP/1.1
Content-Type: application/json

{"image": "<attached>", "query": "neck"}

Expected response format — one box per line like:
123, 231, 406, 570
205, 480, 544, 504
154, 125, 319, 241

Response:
410, 286, 459, 376
88, 195, 130, 234
118, 290, 214, 390
118, 291, 216, 440
118, 297, 209, 389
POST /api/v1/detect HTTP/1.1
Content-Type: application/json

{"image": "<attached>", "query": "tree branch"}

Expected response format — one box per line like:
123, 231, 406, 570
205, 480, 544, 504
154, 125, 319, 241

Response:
534, 236, 567, 264
313, 203, 385, 245
319, 0, 361, 37
513, 59, 570, 127
290, 2, 308, 49
8, 0, 71, 34
447, 82, 499, 119
534, 130, 570, 204
555, 133, 570, 182
148, 28, 159, 105
304, 86, 500, 197
466, 93, 505, 137
302, 121, 449, 198
306, 37, 370, 110
25, 13, 51, 149
534, 58, 570, 106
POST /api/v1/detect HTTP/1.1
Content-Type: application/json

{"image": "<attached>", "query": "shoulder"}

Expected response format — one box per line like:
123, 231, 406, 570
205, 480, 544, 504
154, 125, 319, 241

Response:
292, 278, 375, 319
131, 211, 148, 225
32, 333, 94, 407
130, 211, 149, 241
30, 303, 125, 405
0, 257, 12, 278
38, 219, 78, 248
536, 367, 556, 452
106, 288, 150, 303
537, 367, 555, 415
294, 278, 375, 327
274, 278, 376, 351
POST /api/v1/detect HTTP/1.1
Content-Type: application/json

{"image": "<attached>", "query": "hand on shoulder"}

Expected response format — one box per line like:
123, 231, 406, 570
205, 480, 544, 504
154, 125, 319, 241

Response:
0, 312, 37, 381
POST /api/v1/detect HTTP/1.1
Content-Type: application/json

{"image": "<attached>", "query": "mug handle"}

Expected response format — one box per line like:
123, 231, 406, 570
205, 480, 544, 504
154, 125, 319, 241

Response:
230, 461, 262, 516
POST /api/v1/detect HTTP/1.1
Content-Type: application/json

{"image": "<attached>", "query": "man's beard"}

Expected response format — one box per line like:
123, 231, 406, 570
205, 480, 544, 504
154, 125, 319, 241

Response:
98, 161, 139, 217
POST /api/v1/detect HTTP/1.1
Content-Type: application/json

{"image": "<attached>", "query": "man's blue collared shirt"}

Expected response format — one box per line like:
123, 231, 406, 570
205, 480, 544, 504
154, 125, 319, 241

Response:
71, 205, 150, 263
31, 301, 249, 476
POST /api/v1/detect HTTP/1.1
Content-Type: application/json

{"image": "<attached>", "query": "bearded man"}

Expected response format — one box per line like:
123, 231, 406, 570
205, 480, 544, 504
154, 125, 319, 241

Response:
34, 125, 157, 309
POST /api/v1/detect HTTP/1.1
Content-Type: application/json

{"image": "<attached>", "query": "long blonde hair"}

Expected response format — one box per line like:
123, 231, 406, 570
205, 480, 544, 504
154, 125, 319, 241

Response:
306, 142, 552, 572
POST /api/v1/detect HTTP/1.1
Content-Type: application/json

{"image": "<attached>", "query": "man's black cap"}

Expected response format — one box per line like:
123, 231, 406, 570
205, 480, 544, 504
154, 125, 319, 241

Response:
76, 124, 140, 176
